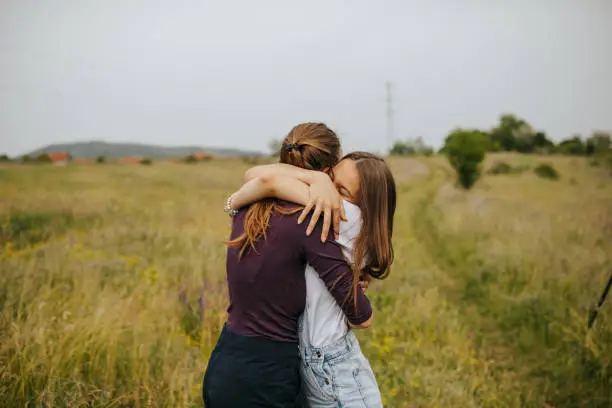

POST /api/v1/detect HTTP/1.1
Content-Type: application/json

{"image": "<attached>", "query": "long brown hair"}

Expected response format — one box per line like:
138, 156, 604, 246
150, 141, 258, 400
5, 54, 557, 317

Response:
228, 122, 341, 257
342, 152, 397, 306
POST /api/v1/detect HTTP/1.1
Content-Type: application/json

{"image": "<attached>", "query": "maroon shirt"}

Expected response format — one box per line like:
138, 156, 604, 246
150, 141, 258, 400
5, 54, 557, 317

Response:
225, 203, 372, 343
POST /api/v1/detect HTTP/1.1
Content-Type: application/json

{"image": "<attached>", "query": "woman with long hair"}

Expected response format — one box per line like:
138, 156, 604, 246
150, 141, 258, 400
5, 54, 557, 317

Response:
229, 151, 396, 407
202, 123, 373, 407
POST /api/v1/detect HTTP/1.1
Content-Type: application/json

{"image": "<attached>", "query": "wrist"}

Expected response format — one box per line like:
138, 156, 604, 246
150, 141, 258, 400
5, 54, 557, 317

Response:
224, 194, 239, 217
305, 170, 329, 185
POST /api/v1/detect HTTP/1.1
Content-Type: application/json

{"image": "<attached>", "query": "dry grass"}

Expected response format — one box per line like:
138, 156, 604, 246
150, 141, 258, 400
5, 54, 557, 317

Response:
0, 155, 610, 407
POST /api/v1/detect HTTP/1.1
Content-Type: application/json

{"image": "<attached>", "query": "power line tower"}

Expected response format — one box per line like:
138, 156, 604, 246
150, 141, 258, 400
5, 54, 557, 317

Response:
385, 81, 394, 156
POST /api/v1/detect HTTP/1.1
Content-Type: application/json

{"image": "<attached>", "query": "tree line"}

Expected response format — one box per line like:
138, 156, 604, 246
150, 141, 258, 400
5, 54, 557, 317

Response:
390, 113, 611, 157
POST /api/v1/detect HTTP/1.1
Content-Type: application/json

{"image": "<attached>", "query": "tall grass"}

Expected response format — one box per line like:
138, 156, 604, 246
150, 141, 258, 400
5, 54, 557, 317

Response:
0, 156, 610, 407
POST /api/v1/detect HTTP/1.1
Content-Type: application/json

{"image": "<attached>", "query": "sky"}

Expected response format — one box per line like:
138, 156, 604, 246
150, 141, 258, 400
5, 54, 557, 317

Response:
1, 0, 611, 156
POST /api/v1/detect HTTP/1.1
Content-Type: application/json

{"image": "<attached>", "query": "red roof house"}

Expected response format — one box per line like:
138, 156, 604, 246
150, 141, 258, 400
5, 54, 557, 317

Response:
119, 156, 144, 164
47, 152, 71, 165
193, 152, 214, 160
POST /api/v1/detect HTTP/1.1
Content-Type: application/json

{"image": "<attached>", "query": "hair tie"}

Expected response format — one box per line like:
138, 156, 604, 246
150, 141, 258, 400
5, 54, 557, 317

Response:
286, 143, 300, 152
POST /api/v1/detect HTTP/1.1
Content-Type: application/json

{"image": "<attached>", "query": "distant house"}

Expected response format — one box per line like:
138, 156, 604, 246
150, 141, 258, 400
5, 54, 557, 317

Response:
46, 152, 72, 165
192, 152, 214, 160
183, 152, 214, 163
119, 156, 144, 164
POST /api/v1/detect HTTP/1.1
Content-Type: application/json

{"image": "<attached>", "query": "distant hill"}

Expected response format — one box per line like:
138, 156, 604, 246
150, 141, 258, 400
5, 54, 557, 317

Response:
24, 141, 263, 159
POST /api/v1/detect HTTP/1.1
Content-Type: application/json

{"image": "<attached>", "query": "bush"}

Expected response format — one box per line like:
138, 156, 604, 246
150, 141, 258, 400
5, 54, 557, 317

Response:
534, 163, 559, 180
96, 156, 106, 164
421, 147, 434, 157
389, 138, 434, 156
590, 151, 612, 175
139, 158, 153, 165
390, 142, 416, 156
488, 161, 513, 175
184, 154, 212, 163
487, 161, 529, 175
443, 129, 487, 189
36, 154, 52, 163
0, 154, 11, 162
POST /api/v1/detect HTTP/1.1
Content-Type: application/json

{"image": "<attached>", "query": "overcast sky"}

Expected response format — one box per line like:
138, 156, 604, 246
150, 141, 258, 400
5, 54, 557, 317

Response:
1, 0, 611, 156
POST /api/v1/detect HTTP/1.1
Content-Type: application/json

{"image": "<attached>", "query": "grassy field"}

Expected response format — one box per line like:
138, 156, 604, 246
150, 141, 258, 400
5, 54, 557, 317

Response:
1, 155, 611, 407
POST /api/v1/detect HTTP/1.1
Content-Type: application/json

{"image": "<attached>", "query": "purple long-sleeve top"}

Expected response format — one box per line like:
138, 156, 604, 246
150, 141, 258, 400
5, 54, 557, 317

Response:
225, 203, 372, 343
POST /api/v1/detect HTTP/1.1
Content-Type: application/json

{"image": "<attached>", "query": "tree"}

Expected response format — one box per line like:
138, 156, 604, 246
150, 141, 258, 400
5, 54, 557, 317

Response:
389, 141, 415, 156
586, 132, 611, 156
0, 154, 10, 162
443, 129, 487, 189
36, 154, 52, 163
389, 137, 434, 156
96, 155, 106, 164
489, 114, 537, 152
268, 139, 282, 156
184, 155, 198, 164
556, 135, 586, 156
533, 131, 555, 152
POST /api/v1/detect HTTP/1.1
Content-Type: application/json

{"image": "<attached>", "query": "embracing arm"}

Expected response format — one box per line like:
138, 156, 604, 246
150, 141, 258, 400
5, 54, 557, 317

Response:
231, 175, 310, 210
244, 163, 322, 185
244, 164, 346, 241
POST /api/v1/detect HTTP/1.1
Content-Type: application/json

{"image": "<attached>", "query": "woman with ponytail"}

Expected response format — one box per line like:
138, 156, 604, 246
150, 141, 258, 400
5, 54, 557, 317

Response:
203, 123, 373, 408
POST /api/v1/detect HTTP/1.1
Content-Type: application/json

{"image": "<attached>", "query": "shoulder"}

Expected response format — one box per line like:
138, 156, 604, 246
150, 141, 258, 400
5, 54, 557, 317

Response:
342, 201, 362, 226
337, 200, 361, 246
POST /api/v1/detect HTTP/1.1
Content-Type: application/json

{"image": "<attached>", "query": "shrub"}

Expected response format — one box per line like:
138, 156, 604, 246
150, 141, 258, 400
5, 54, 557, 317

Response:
96, 156, 106, 164
534, 163, 560, 180
184, 155, 198, 164
36, 154, 52, 163
488, 161, 530, 175
390, 142, 416, 156
443, 129, 487, 189
590, 151, 612, 175
421, 147, 434, 157
488, 161, 513, 175
0, 154, 10, 162
139, 158, 153, 165
184, 154, 212, 163
390, 138, 434, 156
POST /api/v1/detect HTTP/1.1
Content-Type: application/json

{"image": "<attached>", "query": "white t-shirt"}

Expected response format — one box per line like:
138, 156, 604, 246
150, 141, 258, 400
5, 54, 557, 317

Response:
303, 200, 362, 347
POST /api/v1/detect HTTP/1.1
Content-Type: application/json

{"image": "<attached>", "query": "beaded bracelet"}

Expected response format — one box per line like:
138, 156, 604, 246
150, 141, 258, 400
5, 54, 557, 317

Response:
224, 195, 238, 217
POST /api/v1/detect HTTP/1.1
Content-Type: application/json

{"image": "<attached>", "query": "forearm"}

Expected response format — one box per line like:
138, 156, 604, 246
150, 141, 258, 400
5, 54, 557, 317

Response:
231, 175, 310, 209
244, 164, 323, 185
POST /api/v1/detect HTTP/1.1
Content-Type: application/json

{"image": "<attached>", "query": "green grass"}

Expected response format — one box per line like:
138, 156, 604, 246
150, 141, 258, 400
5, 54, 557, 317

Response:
0, 156, 610, 407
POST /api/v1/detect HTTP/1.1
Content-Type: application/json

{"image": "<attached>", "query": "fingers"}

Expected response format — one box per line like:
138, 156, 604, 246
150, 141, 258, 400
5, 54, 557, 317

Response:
333, 210, 341, 241
340, 203, 347, 222
306, 202, 323, 236
321, 207, 332, 242
359, 280, 369, 291
298, 200, 314, 225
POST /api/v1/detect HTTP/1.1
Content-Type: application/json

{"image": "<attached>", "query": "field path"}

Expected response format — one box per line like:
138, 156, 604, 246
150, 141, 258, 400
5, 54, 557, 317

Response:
396, 162, 549, 407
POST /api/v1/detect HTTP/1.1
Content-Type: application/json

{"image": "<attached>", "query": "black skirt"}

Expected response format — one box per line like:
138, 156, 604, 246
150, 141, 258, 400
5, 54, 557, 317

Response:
203, 324, 302, 408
